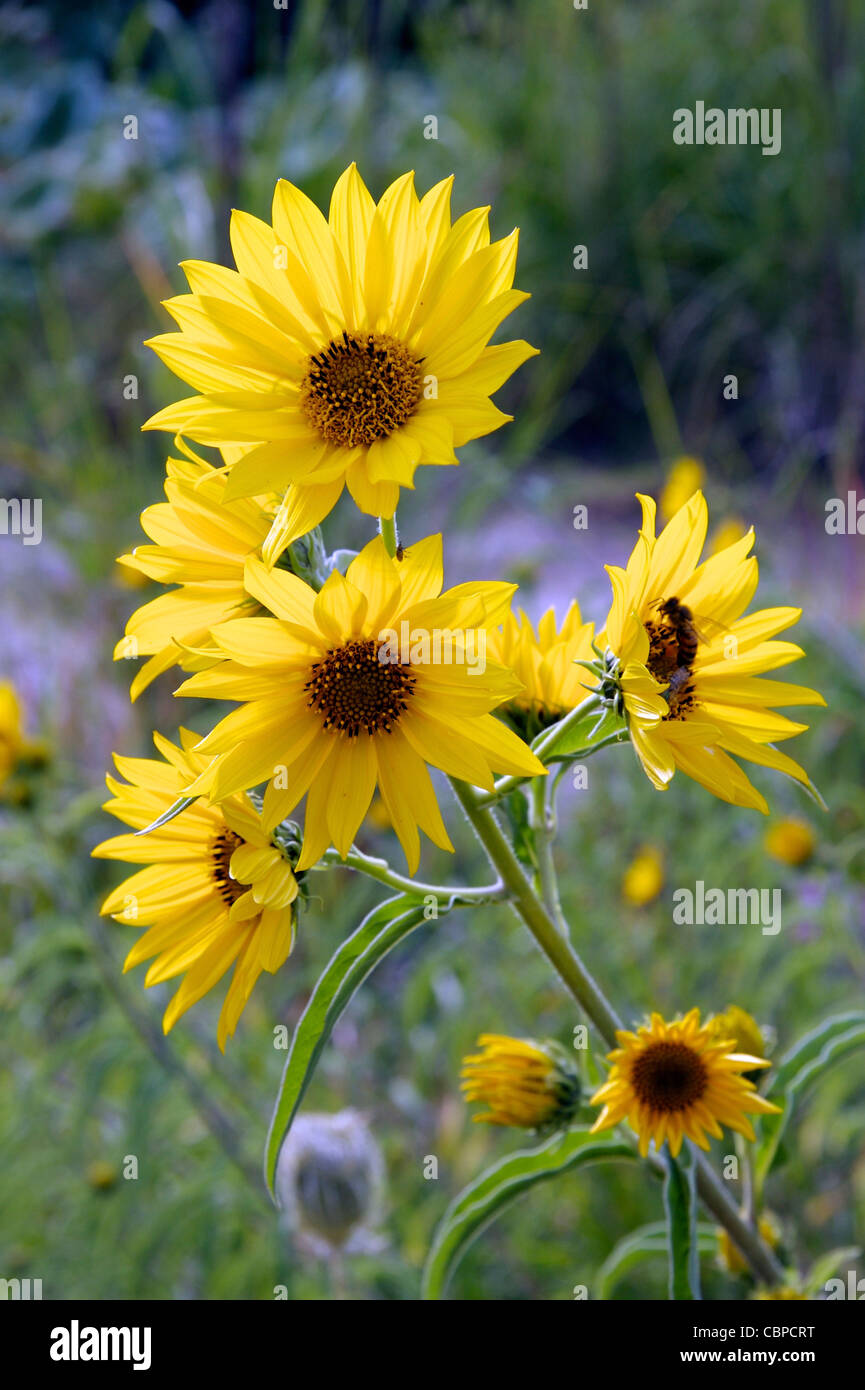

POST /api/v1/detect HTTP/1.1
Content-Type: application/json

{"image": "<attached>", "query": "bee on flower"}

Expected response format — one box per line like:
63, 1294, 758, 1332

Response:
595, 491, 825, 813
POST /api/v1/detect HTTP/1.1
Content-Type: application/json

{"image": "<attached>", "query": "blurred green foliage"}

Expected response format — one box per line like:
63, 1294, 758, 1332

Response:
1, 0, 864, 1300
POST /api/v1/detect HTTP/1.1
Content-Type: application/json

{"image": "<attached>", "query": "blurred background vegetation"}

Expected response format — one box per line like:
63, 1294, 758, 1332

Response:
1, 0, 863, 1299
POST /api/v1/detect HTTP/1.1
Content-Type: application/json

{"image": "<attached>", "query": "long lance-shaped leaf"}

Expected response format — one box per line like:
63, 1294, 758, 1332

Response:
264, 893, 447, 1198
769, 1011, 865, 1093
756, 1014, 865, 1186
422, 1127, 634, 1300
664, 1146, 701, 1300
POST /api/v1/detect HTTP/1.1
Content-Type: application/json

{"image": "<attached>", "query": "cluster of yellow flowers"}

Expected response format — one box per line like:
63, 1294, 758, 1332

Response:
95, 159, 823, 1223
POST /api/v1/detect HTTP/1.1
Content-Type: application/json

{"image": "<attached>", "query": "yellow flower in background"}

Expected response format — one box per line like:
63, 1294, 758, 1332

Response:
115, 441, 275, 700
621, 845, 664, 907
461, 1033, 581, 1131
365, 795, 392, 831
764, 816, 815, 866
86, 1160, 119, 1192
486, 602, 595, 733
590, 1009, 781, 1158
176, 535, 545, 873
143, 164, 537, 553
92, 730, 299, 1050
718, 1213, 780, 1275
708, 515, 747, 557
601, 491, 825, 813
0, 681, 46, 787
660, 455, 705, 521
0, 682, 25, 786
706, 1004, 766, 1061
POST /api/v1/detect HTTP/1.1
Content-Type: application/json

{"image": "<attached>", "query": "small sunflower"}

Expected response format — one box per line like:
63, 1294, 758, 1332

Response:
92, 729, 299, 1050
115, 440, 276, 699
764, 816, 815, 866
0, 680, 45, 787
486, 602, 595, 737
621, 845, 664, 907
143, 164, 537, 551
0, 682, 25, 786
601, 491, 825, 812
461, 1033, 581, 1131
175, 534, 545, 872
590, 1009, 781, 1158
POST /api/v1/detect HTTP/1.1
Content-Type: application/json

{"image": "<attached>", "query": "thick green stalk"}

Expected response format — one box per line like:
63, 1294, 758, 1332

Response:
530, 776, 569, 936
450, 777, 623, 1040
449, 776, 786, 1287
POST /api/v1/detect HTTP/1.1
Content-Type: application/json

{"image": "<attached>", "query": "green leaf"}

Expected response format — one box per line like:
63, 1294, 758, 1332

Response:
422, 1127, 634, 1300
598, 1221, 716, 1300
264, 893, 443, 1198
502, 786, 537, 872
802, 1247, 861, 1297
533, 705, 624, 763
664, 1146, 701, 1300
756, 1014, 865, 1185
133, 795, 198, 836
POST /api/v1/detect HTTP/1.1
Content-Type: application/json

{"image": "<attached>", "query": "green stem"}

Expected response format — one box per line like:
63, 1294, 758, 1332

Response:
319, 846, 504, 905
378, 515, 398, 558
531, 692, 603, 762
449, 776, 786, 1288
476, 706, 624, 807
530, 776, 568, 936
450, 777, 623, 1040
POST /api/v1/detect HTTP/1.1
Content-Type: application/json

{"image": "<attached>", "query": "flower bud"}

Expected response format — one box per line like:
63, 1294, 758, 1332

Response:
461, 1033, 581, 1133
275, 1110, 384, 1257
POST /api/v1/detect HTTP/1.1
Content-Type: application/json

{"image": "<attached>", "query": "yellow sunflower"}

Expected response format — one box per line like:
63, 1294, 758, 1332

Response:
461, 1033, 581, 1130
621, 845, 664, 907
142, 164, 537, 551
590, 1009, 781, 1158
115, 440, 276, 699
601, 491, 825, 812
0, 682, 25, 786
0, 681, 46, 787
486, 602, 595, 735
175, 534, 545, 873
764, 816, 815, 866
92, 729, 299, 1050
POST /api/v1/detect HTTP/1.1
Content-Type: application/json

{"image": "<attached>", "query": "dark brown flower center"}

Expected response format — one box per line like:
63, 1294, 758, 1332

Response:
300, 331, 423, 448
211, 828, 246, 906
305, 638, 415, 737
630, 1040, 709, 1113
